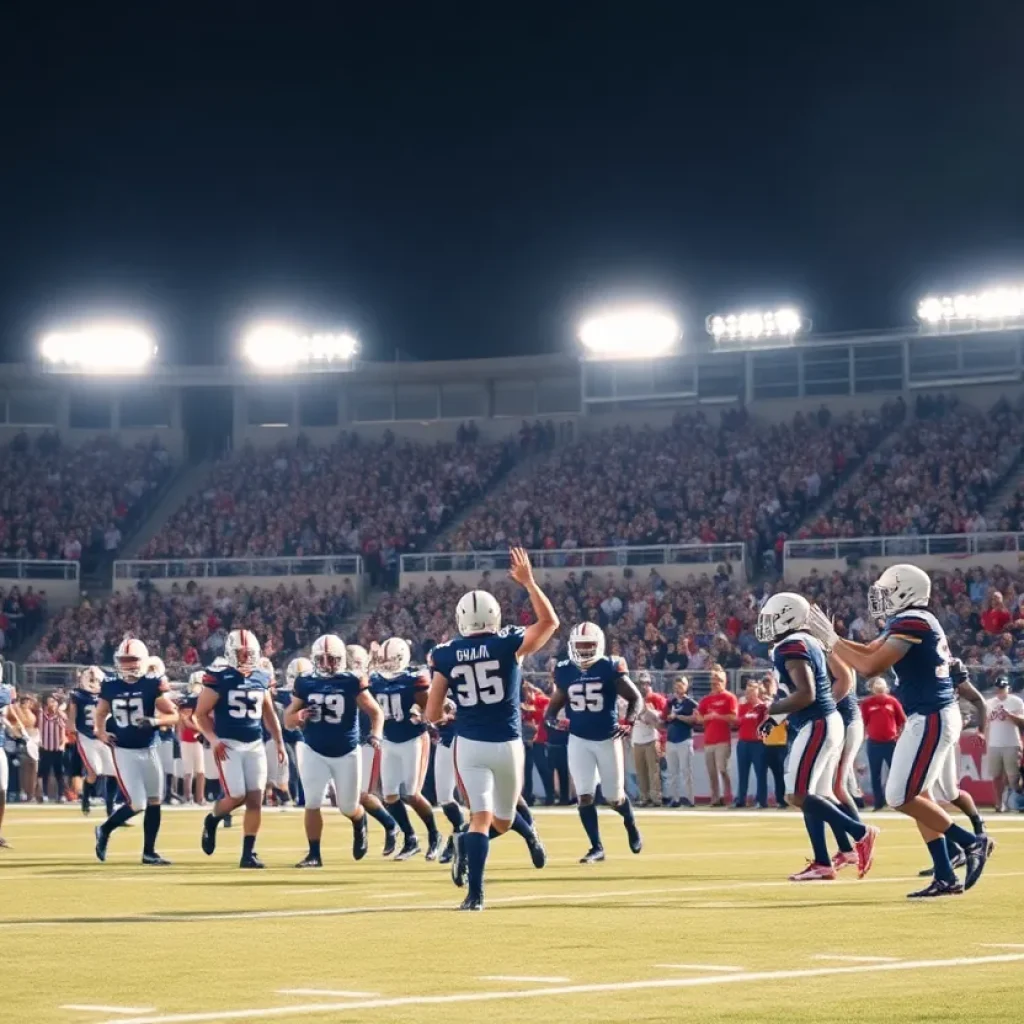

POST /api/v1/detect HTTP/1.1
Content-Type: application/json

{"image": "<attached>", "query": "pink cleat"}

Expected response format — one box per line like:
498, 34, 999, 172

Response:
855, 825, 880, 879
789, 861, 836, 882
831, 850, 859, 872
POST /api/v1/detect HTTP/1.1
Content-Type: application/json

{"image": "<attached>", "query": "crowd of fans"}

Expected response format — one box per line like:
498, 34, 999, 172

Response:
137, 431, 527, 586
440, 405, 899, 563
0, 433, 172, 565
798, 394, 1024, 539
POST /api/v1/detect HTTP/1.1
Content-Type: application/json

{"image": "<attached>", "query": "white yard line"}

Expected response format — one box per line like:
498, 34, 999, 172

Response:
367, 891, 423, 899
654, 964, 744, 972
811, 955, 901, 963
98, 954, 1024, 1024
478, 976, 570, 984
979, 943, 1024, 950
275, 990, 378, 998
63, 1006, 156, 1014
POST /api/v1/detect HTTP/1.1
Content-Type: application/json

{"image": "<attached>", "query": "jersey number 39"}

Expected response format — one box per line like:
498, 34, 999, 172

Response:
450, 660, 505, 707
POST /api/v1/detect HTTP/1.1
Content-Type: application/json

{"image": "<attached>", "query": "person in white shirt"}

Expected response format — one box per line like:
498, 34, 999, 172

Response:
985, 678, 1024, 812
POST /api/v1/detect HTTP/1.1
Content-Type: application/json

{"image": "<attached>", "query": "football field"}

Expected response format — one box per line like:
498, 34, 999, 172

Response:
2, 805, 1022, 1024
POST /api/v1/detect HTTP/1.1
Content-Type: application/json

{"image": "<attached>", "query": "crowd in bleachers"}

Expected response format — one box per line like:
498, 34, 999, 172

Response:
441, 405, 899, 561
0, 433, 172, 564
138, 432, 521, 587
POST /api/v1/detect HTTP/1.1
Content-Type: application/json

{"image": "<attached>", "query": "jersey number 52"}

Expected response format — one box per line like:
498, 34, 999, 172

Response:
450, 660, 505, 707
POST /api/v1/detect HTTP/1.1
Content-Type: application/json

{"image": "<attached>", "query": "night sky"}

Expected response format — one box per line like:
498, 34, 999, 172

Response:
3, 2, 1023, 364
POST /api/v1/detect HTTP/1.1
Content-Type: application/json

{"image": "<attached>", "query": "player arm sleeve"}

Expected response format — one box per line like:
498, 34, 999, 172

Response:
614, 673, 643, 724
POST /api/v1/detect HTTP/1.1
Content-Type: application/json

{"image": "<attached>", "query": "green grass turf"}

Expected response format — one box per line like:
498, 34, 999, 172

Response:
1, 804, 1022, 1024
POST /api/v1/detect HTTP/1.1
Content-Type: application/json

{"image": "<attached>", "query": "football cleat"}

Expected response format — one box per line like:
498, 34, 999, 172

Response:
528, 833, 547, 869
94, 826, 109, 863
855, 825, 880, 879
240, 853, 266, 869
788, 861, 836, 882
394, 837, 421, 862
201, 814, 218, 857
964, 836, 995, 891
626, 822, 643, 855
425, 833, 444, 862
223, 814, 233, 829
0, 837, 10, 849
451, 831, 467, 888
382, 828, 399, 858
295, 854, 323, 868
907, 878, 963, 899
142, 852, 172, 866
353, 818, 369, 862
458, 894, 484, 912
439, 835, 456, 865
832, 850, 859, 872
579, 847, 606, 864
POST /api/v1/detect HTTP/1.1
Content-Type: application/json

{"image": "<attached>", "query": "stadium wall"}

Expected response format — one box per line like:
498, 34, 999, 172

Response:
111, 571, 365, 599
784, 548, 1020, 583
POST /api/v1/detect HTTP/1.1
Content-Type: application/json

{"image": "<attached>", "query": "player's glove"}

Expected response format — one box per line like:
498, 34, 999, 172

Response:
949, 658, 968, 687
613, 720, 634, 740
804, 604, 839, 652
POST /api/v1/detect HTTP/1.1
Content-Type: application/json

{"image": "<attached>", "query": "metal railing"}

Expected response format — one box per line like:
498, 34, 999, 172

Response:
0, 559, 79, 581
401, 543, 746, 575
784, 531, 1023, 562
113, 555, 364, 581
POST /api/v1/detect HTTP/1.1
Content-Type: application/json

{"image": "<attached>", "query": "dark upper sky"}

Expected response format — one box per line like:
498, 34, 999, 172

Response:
3, 2, 1024, 364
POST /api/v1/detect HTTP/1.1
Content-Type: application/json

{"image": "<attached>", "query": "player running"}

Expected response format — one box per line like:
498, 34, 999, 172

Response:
756, 594, 877, 882
371, 638, 443, 861
195, 630, 285, 868
426, 548, 559, 911
546, 622, 643, 863
67, 667, 116, 817
284, 634, 383, 866
805, 564, 994, 897
93, 639, 178, 865
827, 654, 866, 872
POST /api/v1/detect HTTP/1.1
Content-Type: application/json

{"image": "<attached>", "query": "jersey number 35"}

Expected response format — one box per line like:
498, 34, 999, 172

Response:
450, 660, 505, 707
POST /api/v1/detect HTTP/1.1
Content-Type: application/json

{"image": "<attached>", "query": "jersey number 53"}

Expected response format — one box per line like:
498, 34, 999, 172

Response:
450, 660, 505, 707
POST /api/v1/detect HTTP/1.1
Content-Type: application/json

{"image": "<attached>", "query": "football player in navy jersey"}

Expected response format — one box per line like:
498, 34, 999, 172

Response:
93, 639, 179, 865
67, 667, 116, 817
195, 629, 285, 868
347, 645, 400, 856
806, 564, 994, 897
284, 634, 384, 866
545, 622, 643, 863
757, 594, 877, 882
426, 547, 558, 911
824, 654, 867, 873
432, 695, 462, 864
258, 658, 291, 808
371, 638, 443, 861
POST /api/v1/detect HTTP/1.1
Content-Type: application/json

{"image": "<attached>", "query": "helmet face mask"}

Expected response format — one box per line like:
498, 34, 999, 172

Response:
79, 666, 104, 694
568, 623, 605, 668
346, 645, 370, 676
869, 564, 931, 620
115, 638, 149, 682
378, 637, 411, 676
226, 630, 261, 675
755, 593, 810, 645
312, 635, 346, 677
286, 657, 313, 687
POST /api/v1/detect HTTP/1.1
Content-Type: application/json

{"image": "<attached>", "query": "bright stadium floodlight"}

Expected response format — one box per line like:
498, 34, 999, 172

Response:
706, 307, 805, 343
577, 305, 681, 360
916, 286, 1024, 327
39, 322, 157, 373
242, 322, 359, 372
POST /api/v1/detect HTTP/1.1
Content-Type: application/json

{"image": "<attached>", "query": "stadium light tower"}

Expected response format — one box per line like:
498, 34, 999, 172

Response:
705, 307, 805, 344
916, 285, 1024, 330
577, 305, 681, 360
241, 321, 360, 372
39, 321, 157, 373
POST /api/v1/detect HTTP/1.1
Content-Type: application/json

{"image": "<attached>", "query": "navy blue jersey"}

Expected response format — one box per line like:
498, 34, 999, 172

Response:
883, 609, 955, 715
836, 692, 861, 727
70, 688, 100, 739
100, 675, 166, 750
357, 708, 373, 746
275, 690, 301, 744
666, 696, 698, 743
294, 671, 364, 758
553, 656, 627, 741
429, 626, 526, 743
204, 665, 272, 743
0, 684, 11, 741
772, 631, 836, 732
371, 669, 429, 744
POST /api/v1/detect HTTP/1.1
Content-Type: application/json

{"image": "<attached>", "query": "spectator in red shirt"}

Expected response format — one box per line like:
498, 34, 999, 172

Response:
860, 677, 907, 809
521, 683, 550, 806
697, 666, 738, 806
981, 591, 1012, 635
734, 680, 768, 808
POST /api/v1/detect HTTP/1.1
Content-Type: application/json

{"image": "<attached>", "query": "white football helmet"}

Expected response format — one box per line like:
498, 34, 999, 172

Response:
285, 657, 313, 686
869, 564, 931, 619
188, 669, 206, 692
115, 638, 149, 681
568, 622, 605, 668
211, 656, 229, 670
346, 644, 370, 676
756, 593, 811, 644
224, 629, 261, 675
455, 590, 501, 636
78, 666, 104, 693
378, 637, 411, 675
312, 634, 346, 676
144, 656, 166, 680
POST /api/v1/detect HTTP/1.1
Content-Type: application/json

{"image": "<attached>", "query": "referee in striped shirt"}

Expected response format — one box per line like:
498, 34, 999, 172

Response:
38, 694, 67, 802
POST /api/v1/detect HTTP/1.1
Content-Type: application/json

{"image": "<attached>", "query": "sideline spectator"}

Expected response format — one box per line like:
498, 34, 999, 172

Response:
860, 677, 906, 809
760, 674, 788, 808
632, 672, 666, 806
697, 666, 738, 806
985, 677, 1024, 812
663, 676, 698, 807
734, 680, 768, 808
